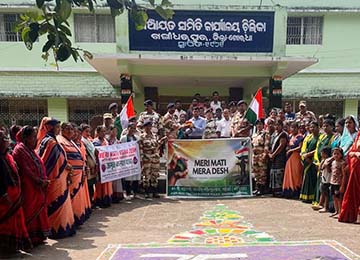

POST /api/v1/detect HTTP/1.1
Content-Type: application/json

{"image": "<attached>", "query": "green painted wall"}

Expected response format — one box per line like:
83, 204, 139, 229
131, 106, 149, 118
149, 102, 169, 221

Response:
0, 9, 116, 70
344, 100, 359, 117
47, 97, 68, 122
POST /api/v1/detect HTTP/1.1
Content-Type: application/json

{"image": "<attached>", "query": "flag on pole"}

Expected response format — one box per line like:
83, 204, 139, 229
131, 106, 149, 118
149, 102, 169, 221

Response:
119, 96, 136, 129
114, 97, 136, 139
244, 88, 264, 125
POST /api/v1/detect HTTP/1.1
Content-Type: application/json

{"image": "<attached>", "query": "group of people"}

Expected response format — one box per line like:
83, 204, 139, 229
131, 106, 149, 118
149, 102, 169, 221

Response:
250, 101, 360, 225
1, 92, 360, 255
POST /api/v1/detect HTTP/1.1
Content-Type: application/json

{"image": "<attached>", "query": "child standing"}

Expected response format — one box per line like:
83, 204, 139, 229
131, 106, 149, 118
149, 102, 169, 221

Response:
318, 146, 332, 213
329, 147, 346, 218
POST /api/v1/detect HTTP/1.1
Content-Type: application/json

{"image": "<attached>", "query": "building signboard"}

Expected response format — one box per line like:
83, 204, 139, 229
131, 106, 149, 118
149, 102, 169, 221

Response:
129, 10, 274, 53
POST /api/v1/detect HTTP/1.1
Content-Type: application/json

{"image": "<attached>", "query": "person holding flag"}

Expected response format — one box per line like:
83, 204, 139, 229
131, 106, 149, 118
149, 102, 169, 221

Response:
244, 88, 264, 126
114, 96, 136, 140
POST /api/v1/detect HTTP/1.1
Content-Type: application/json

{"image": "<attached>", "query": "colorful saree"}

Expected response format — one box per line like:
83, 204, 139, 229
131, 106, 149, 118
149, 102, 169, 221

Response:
339, 132, 360, 223
57, 135, 91, 226
12, 143, 50, 245
38, 133, 76, 239
283, 134, 304, 198
0, 153, 31, 252
93, 137, 113, 208
300, 134, 320, 203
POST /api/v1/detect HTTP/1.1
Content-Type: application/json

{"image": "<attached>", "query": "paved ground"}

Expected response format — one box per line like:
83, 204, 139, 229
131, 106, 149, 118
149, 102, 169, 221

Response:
4, 196, 360, 259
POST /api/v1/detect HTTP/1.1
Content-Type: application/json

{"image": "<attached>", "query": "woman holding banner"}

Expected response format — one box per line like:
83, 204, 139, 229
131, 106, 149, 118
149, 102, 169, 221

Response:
120, 123, 140, 199
93, 126, 113, 208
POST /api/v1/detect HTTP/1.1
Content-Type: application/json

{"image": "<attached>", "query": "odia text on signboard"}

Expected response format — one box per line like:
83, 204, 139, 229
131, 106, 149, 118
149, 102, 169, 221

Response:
129, 10, 274, 53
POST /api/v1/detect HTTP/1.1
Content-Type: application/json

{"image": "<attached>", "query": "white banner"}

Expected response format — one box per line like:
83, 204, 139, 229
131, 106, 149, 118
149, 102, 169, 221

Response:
97, 141, 141, 184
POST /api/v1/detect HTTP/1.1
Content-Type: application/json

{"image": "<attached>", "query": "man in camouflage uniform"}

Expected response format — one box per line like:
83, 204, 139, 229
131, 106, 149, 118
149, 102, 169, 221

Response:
137, 99, 163, 137
203, 108, 218, 139
139, 119, 167, 198
161, 103, 179, 140
231, 100, 248, 137
295, 100, 317, 123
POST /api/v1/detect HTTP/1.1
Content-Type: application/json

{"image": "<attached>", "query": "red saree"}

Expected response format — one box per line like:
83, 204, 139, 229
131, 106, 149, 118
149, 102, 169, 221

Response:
0, 153, 31, 252
93, 137, 113, 208
13, 143, 50, 245
339, 132, 360, 223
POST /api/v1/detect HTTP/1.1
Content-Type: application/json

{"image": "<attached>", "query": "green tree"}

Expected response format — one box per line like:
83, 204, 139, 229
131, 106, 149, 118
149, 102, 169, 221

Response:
15, 0, 173, 63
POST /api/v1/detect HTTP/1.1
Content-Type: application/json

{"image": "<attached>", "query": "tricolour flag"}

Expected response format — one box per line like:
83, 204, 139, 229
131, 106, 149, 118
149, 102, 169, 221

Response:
119, 96, 136, 129
244, 88, 264, 125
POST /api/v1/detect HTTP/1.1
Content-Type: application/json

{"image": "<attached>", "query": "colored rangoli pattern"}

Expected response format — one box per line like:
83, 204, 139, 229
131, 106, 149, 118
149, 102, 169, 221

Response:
167, 204, 274, 246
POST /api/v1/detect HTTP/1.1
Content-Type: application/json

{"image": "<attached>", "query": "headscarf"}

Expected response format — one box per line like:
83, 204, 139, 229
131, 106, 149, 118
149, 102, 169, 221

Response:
15, 126, 25, 143
36, 117, 60, 150
340, 115, 359, 156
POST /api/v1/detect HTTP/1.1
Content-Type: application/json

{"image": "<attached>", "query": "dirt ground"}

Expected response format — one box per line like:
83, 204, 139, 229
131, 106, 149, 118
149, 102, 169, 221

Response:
3, 196, 360, 260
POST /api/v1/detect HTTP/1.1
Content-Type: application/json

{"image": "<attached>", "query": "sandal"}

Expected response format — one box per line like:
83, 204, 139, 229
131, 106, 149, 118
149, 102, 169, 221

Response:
329, 212, 339, 218
319, 208, 328, 213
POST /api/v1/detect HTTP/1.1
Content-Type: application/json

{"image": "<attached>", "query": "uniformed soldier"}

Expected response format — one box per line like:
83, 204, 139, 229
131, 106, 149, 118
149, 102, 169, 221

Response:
162, 103, 180, 139
203, 108, 218, 139
231, 100, 247, 137
108, 102, 119, 122
139, 119, 167, 198
137, 99, 163, 136
229, 101, 237, 118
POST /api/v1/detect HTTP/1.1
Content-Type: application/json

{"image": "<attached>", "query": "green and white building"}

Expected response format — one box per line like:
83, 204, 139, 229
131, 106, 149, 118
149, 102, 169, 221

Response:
0, 0, 359, 126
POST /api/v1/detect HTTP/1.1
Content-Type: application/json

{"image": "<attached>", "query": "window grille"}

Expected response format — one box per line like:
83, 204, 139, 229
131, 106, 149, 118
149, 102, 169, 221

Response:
74, 14, 115, 43
0, 99, 47, 126
68, 99, 120, 125
0, 13, 21, 42
287, 17, 323, 45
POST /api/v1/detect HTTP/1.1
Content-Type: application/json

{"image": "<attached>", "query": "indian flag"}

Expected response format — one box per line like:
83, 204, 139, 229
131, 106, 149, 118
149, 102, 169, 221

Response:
244, 88, 264, 125
119, 96, 136, 129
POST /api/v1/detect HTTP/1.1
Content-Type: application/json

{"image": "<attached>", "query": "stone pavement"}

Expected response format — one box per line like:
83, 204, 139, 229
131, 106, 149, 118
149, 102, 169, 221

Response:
6, 197, 360, 260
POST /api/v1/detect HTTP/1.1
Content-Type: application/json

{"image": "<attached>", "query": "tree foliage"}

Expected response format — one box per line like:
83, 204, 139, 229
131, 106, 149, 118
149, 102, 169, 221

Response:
15, 0, 174, 64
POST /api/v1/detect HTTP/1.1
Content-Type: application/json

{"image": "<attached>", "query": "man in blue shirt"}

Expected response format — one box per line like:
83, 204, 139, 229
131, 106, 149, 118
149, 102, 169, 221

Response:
284, 102, 296, 121
188, 106, 206, 139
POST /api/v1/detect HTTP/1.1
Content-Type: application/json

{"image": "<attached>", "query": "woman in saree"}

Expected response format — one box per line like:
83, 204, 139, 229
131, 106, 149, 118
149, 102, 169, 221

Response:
283, 122, 304, 199
12, 126, 50, 246
339, 115, 358, 156
57, 123, 90, 226
37, 117, 76, 239
268, 120, 288, 196
331, 118, 345, 149
312, 119, 335, 208
300, 121, 321, 203
339, 130, 360, 224
81, 124, 97, 208
0, 130, 31, 254
106, 126, 124, 203
73, 126, 92, 218
93, 125, 113, 208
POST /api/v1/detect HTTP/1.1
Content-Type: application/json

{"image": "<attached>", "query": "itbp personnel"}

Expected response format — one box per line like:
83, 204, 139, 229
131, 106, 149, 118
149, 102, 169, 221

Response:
139, 119, 167, 198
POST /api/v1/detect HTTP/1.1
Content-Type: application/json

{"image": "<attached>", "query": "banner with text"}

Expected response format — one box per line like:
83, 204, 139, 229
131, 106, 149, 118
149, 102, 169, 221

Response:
97, 142, 141, 184
167, 138, 252, 198
129, 10, 274, 53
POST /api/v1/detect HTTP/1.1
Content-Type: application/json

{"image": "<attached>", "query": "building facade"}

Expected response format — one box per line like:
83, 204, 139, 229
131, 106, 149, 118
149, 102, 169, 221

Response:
0, 0, 359, 125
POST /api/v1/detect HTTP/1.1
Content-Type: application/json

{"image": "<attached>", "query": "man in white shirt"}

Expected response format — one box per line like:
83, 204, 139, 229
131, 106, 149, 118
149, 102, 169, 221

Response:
216, 109, 232, 138
210, 91, 221, 112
